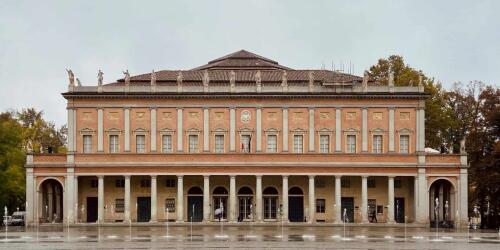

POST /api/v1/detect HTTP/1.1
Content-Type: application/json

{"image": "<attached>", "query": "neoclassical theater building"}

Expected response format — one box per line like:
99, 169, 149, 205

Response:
25, 50, 468, 227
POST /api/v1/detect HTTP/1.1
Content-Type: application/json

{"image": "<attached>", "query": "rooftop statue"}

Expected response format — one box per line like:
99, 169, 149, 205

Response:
255, 70, 261, 85
123, 70, 131, 85
76, 78, 81, 86
97, 70, 104, 86
202, 70, 210, 87
66, 69, 75, 86
281, 70, 288, 86
151, 70, 156, 86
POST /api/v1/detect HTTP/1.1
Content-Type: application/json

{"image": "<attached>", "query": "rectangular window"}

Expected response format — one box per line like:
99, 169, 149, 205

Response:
115, 199, 124, 213
341, 178, 350, 188
346, 135, 356, 153
316, 199, 326, 213
165, 198, 175, 212
136, 135, 146, 153
319, 135, 330, 153
267, 135, 277, 153
165, 179, 176, 188
162, 135, 172, 153
90, 179, 98, 188
188, 135, 198, 153
315, 178, 326, 188
394, 179, 402, 188
368, 179, 376, 188
293, 135, 303, 153
215, 135, 224, 153
241, 135, 251, 153
109, 135, 119, 153
83, 135, 92, 153
372, 135, 383, 154
400, 135, 409, 154
140, 179, 151, 188
115, 179, 125, 188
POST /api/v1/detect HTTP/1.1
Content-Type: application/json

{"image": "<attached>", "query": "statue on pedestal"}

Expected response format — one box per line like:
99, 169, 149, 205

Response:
151, 70, 156, 86
97, 70, 104, 86
66, 69, 75, 86
123, 70, 131, 86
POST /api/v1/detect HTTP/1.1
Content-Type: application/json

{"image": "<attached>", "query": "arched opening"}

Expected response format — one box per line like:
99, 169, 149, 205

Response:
288, 186, 304, 222
39, 178, 64, 223
429, 179, 456, 228
263, 187, 278, 219
238, 186, 254, 221
213, 186, 228, 220
187, 186, 203, 222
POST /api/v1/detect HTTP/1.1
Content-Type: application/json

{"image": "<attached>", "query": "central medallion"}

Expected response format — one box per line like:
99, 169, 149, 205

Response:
241, 110, 251, 123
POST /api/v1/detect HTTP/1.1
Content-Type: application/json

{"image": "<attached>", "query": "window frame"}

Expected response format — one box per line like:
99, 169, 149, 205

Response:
159, 128, 175, 153
135, 134, 146, 153
264, 128, 280, 153
397, 128, 413, 154
316, 199, 326, 213
79, 128, 95, 153
317, 128, 333, 154
186, 128, 201, 153
214, 134, 225, 153
372, 134, 383, 154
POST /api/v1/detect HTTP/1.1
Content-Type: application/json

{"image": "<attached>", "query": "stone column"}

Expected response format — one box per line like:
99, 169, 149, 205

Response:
124, 175, 131, 223
67, 108, 75, 152
47, 184, 53, 222
176, 175, 184, 222
203, 175, 210, 222
177, 108, 183, 152
229, 175, 236, 222
97, 108, 104, 152
387, 176, 395, 223
65, 168, 75, 224
282, 108, 289, 152
97, 176, 104, 223
74, 176, 78, 223
334, 175, 342, 223
256, 175, 263, 222
150, 108, 157, 152
361, 108, 368, 152
282, 175, 289, 222
55, 185, 61, 222
229, 108, 236, 152
459, 168, 468, 226
308, 108, 315, 152
361, 176, 368, 223
124, 107, 130, 152
150, 175, 157, 222
203, 108, 209, 152
25, 168, 35, 225
256, 108, 262, 152
335, 108, 342, 152
416, 168, 428, 223
388, 107, 395, 152
419, 108, 425, 151
308, 175, 315, 223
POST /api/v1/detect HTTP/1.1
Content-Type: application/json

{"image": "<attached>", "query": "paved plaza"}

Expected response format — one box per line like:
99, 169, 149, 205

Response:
0, 225, 499, 249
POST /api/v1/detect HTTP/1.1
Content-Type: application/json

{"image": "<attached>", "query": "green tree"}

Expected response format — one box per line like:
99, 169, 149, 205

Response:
368, 55, 453, 150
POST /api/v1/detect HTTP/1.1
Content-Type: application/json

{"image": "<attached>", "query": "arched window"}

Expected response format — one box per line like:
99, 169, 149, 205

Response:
289, 187, 303, 195
238, 186, 253, 195
188, 186, 203, 195
263, 187, 278, 195
213, 186, 228, 195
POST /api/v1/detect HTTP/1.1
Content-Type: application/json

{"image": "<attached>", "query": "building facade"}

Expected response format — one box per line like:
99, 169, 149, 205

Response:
25, 50, 468, 227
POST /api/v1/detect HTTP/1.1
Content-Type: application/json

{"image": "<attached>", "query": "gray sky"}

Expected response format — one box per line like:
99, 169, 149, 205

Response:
1, 0, 498, 126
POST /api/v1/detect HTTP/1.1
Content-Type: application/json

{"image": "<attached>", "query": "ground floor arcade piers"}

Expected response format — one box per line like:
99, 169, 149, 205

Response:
29, 172, 467, 227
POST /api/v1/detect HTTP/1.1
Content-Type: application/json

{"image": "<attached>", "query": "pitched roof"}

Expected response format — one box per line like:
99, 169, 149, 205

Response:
109, 50, 363, 85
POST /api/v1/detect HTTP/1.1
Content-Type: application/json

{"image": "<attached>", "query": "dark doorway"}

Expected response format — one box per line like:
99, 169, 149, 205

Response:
86, 197, 98, 223
288, 187, 304, 222
188, 187, 203, 222
395, 197, 405, 223
137, 197, 151, 222
341, 197, 354, 223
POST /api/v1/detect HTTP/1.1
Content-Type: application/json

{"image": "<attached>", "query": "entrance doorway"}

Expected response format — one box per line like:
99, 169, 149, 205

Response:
137, 197, 151, 222
288, 187, 304, 222
429, 179, 455, 228
263, 187, 278, 220
395, 197, 405, 223
341, 197, 354, 223
86, 197, 98, 223
40, 179, 64, 223
212, 187, 228, 220
238, 187, 253, 221
187, 187, 203, 222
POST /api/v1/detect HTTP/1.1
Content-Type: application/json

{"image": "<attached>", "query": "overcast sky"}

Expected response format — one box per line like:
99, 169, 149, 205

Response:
1, 0, 498, 126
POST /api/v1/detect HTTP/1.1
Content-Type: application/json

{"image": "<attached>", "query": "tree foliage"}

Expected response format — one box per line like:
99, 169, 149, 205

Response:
0, 109, 66, 213
369, 56, 500, 228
